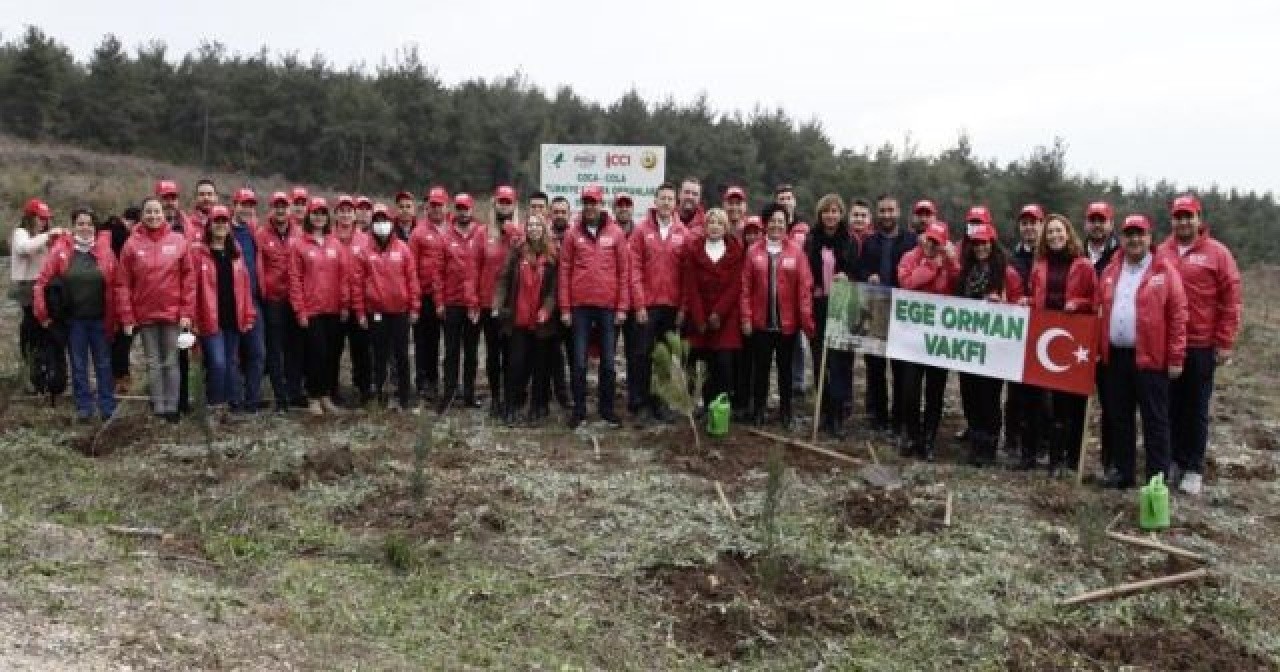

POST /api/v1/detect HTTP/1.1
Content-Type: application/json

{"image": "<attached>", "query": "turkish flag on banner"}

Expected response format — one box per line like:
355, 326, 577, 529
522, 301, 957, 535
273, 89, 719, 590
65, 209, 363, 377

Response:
1021, 309, 1099, 396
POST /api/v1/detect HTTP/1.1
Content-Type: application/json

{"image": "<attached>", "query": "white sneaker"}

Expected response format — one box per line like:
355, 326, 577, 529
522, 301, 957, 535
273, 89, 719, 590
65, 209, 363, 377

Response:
1179, 472, 1203, 496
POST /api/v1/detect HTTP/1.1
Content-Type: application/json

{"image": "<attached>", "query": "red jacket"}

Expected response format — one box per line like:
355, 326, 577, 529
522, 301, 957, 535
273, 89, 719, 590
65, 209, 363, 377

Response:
34, 237, 120, 336
513, 253, 555, 330
630, 212, 691, 309
190, 243, 257, 336
897, 247, 960, 295
557, 214, 630, 312
1157, 231, 1242, 350
683, 235, 744, 350
115, 225, 196, 327
409, 222, 444, 304
477, 221, 523, 309
288, 234, 350, 320
740, 238, 815, 337
1029, 256, 1097, 313
353, 236, 421, 318
435, 224, 483, 310
679, 206, 706, 236
254, 217, 298, 302
1097, 254, 1188, 371
789, 221, 811, 249
335, 228, 372, 258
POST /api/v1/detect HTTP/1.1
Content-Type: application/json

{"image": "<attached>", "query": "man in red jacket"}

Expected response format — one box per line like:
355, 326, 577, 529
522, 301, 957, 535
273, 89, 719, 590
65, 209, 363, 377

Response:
1157, 194, 1242, 495
190, 179, 219, 234
910, 200, 938, 236
558, 184, 628, 428
289, 187, 309, 221
411, 190, 446, 402
615, 192, 647, 418
256, 191, 304, 411
424, 186, 450, 233
677, 177, 705, 234
434, 193, 484, 413
1098, 215, 1188, 489
723, 186, 747, 234
630, 183, 690, 423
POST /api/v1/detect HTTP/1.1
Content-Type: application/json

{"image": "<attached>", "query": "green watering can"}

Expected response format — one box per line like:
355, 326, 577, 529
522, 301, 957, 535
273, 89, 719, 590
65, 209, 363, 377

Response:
1140, 473, 1171, 531
706, 394, 731, 437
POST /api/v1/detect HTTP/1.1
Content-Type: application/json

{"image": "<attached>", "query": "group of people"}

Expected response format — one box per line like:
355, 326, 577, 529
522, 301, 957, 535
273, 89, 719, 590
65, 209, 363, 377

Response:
9, 177, 1240, 494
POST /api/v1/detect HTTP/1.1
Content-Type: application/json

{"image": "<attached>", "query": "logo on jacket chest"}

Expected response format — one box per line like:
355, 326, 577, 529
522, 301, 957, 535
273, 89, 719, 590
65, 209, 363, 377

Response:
1149, 274, 1166, 287
388, 251, 403, 263
781, 258, 797, 270
1187, 253, 1210, 266
326, 249, 338, 259
160, 244, 177, 256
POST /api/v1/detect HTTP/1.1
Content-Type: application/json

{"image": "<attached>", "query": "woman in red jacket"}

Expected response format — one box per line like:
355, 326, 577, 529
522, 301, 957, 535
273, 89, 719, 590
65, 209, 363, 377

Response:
332, 195, 373, 405
116, 197, 195, 422
353, 205, 421, 412
493, 214, 557, 426
954, 215, 1023, 466
289, 198, 350, 416
731, 216, 764, 422
897, 221, 961, 460
683, 208, 743, 412
1023, 214, 1097, 476
741, 204, 815, 430
34, 208, 118, 421
192, 206, 257, 421
478, 186, 523, 418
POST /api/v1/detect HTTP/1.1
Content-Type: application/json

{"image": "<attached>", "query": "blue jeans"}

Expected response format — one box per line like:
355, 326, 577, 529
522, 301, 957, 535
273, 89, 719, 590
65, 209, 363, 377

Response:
570, 307, 617, 417
202, 330, 242, 407
231, 310, 266, 411
68, 319, 115, 417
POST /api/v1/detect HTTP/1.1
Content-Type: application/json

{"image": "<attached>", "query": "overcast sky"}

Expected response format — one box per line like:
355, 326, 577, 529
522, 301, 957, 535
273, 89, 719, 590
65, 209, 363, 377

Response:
5, 0, 1277, 195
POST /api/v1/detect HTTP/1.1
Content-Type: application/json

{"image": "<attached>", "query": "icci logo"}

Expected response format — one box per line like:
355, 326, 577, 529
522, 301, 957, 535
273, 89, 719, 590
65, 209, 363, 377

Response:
605, 153, 630, 167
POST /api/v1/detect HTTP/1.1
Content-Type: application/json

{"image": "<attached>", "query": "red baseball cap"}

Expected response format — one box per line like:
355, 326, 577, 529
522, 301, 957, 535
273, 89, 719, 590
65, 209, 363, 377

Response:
495, 185, 517, 203
742, 215, 764, 234
580, 185, 604, 203
155, 180, 180, 197
1085, 201, 1113, 220
290, 187, 309, 203
36, 202, 52, 220
454, 193, 474, 210
233, 188, 257, 205
22, 197, 46, 218
966, 222, 996, 242
371, 203, 390, 218
394, 190, 414, 203
613, 192, 634, 206
924, 222, 950, 245
210, 205, 232, 220
307, 197, 329, 214
269, 191, 290, 206
724, 186, 746, 202
426, 186, 449, 205
335, 194, 355, 209
355, 196, 373, 210
1121, 214, 1152, 233
1171, 195, 1201, 216
1019, 204, 1047, 221
965, 206, 992, 226
913, 199, 937, 215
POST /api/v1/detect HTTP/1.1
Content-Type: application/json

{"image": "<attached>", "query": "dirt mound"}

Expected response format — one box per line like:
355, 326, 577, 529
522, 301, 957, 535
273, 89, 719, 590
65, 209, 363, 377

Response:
1206, 453, 1278, 483
659, 430, 849, 483
67, 413, 153, 457
270, 444, 367, 490
1028, 481, 1085, 517
833, 487, 942, 535
1007, 621, 1275, 671
645, 551, 864, 660
334, 484, 517, 541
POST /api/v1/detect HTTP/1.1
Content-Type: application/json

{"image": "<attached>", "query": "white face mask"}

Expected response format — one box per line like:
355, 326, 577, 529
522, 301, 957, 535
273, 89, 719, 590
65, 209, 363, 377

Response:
372, 221, 393, 237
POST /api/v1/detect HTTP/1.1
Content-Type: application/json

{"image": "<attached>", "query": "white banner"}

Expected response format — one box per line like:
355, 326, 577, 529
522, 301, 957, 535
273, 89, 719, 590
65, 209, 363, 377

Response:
539, 144, 666, 211
884, 288, 1031, 380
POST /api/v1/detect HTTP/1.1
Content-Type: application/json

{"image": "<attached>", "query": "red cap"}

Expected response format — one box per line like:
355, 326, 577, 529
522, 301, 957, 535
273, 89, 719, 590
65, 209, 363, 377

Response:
912, 199, 937, 215
372, 203, 390, 218
1171, 195, 1201, 216
965, 206, 992, 226
210, 205, 232, 221
454, 193, 474, 210
233, 188, 257, 205
36, 202, 52, 220
923, 222, 950, 245
495, 185, 517, 203
613, 192, 634, 206
22, 197, 46, 217
290, 187, 309, 203
724, 186, 746, 202
1085, 201, 1113, 220
307, 197, 329, 214
355, 196, 373, 209
1121, 214, 1152, 233
269, 191, 290, 206
742, 215, 764, 234
426, 186, 449, 205
1019, 204, 1047, 221
965, 222, 996, 242
394, 190, 414, 203
580, 185, 604, 203
335, 194, 355, 209
155, 180, 180, 197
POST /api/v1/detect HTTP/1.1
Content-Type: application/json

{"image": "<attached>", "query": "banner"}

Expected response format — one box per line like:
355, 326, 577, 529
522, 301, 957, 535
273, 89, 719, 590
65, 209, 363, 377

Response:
539, 144, 666, 210
823, 281, 1098, 395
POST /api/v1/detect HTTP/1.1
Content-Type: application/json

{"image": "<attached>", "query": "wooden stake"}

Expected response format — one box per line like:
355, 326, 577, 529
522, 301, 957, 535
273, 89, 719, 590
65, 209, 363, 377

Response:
590, 435, 601, 460
105, 525, 167, 539
1076, 395, 1095, 486
714, 481, 737, 523
746, 428, 863, 466
1106, 530, 1209, 564
811, 338, 830, 443
866, 440, 879, 465
943, 491, 954, 527
1060, 568, 1209, 606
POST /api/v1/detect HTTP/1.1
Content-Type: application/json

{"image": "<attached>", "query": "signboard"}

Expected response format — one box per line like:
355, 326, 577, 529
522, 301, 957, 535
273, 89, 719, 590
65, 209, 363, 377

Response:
539, 144, 666, 210
823, 281, 1098, 395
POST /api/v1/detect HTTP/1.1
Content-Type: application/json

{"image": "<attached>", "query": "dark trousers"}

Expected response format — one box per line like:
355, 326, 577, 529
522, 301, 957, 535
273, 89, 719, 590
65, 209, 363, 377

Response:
481, 313, 509, 407
959, 373, 1003, 440
865, 354, 908, 430
570, 306, 618, 417
263, 299, 305, 407
1170, 346, 1216, 475
813, 297, 854, 422
694, 348, 735, 408
551, 321, 571, 406
303, 313, 342, 399
442, 306, 480, 399
622, 314, 646, 412
1047, 390, 1088, 469
67, 318, 115, 417
901, 363, 947, 442
1005, 382, 1036, 454
21, 306, 67, 396
1095, 364, 1113, 470
178, 347, 191, 413
200, 330, 242, 407
508, 327, 552, 413
732, 348, 756, 416
1103, 348, 1172, 483
111, 328, 132, 380
370, 313, 411, 405
751, 331, 797, 420
637, 305, 679, 413
232, 312, 265, 411
413, 297, 441, 394
337, 314, 372, 401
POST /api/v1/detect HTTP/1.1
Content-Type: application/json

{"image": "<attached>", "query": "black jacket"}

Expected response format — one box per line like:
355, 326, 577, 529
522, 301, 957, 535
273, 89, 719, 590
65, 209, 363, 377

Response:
1087, 236, 1119, 276
853, 228, 918, 287
1010, 243, 1036, 284
805, 226, 855, 296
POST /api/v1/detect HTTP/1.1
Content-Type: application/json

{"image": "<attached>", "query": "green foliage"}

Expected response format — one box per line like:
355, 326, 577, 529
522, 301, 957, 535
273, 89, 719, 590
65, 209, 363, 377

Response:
650, 332, 703, 449
382, 533, 416, 573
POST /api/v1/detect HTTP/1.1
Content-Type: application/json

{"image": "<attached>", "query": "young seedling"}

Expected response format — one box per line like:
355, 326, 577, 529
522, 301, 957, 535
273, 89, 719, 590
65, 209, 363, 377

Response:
650, 331, 705, 451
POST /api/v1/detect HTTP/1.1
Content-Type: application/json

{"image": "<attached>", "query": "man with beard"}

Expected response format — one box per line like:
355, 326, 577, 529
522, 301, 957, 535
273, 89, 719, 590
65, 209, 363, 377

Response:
410, 189, 447, 402
910, 199, 937, 236
677, 177, 706, 234
614, 193, 646, 418
853, 194, 918, 437
393, 190, 417, 242
434, 193, 484, 413
1007, 204, 1045, 467
189, 178, 219, 237
546, 196, 573, 409
1084, 201, 1120, 274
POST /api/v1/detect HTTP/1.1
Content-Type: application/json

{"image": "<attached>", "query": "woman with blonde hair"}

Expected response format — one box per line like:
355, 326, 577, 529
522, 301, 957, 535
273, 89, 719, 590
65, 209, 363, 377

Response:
806, 194, 856, 438
493, 214, 556, 425
683, 208, 744, 411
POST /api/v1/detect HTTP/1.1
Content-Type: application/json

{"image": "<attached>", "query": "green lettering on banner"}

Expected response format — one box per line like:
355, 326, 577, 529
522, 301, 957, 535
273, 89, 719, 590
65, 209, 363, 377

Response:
970, 310, 990, 335
896, 299, 936, 326
924, 333, 988, 364
1005, 315, 1025, 341
940, 306, 955, 328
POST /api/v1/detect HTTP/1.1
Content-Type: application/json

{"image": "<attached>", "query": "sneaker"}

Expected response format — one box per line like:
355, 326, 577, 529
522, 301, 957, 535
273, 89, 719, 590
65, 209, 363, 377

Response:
1179, 472, 1203, 496
307, 400, 324, 417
